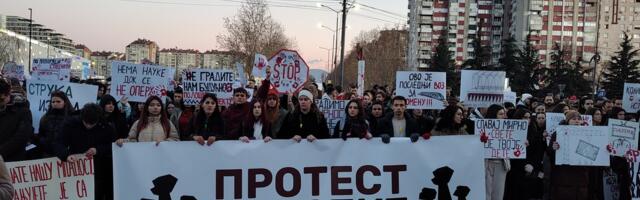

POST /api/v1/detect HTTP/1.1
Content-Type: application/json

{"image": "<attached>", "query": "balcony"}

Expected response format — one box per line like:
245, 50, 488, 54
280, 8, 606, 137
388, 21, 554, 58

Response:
421, 9, 434, 15
422, 1, 433, 7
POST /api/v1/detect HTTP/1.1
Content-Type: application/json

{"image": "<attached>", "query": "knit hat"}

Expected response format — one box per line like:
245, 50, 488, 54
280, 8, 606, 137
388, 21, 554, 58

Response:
565, 110, 581, 121
298, 89, 314, 100
267, 86, 279, 97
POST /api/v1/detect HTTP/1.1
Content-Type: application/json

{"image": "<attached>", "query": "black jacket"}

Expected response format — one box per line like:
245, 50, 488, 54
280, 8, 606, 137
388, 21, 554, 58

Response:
375, 112, 419, 137
54, 116, 115, 161
0, 105, 33, 162
105, 112, 129, 140
38, 109, 70, 156
279, 110, 330, 139
333, 118, 369, 140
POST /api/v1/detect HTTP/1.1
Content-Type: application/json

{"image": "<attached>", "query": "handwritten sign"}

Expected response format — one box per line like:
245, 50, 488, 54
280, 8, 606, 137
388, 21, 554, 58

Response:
32, 58, 72, 82
460, 70, 506, 108
555, 126, 610, 166
316, 98, 347, 137
181, 69, 235, 106
624, 83, 640, 113
252, 53, 268, 79
27, 79, 98, 133
110, 61, 175, 102
1, 62, 24, 81
395, 71, 446, 109
268, 49, 309, 94
608, 119, 640, 157
546, 113, 593, 135
474, 119, 528, 159
6, 156, 95, 200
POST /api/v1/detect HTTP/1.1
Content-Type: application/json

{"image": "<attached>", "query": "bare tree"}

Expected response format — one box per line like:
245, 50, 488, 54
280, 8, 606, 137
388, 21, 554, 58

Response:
216, 0, 296, 74
0, 33, 22, 66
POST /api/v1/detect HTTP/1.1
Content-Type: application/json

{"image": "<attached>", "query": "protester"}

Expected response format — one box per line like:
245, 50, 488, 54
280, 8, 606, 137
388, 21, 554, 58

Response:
548, 110, 602, 199
375, 96, 420, 143
482, 104, 510, 200
410, 109, 435, 134
585, 107, 605, 126
613, 98, 623, 108
0, 78, 32, 162
608, 107, 632, 200
55, 103, 115, 200
279, 89, 329, 142
579, 97, 594, 114
190, 93, 225, 146
504, 108, 544, 200
221, 88, 251, 140
116, 96, 179, 146
0, 156, 12, 200
533, 104, 546, 114
333, 99, 372, 140
255, 70, 288, 138
37, 90, 74, 157
100, 94, 129, 140
239, 100, 273, 143
170, 104, 195, 141
367, 101, 386, 134
544, 94, 555, 110
431, 105, 467, 135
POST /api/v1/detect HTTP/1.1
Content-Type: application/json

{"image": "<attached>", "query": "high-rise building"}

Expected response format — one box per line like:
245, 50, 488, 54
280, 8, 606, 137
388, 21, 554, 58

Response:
125, 38, 158, 64
90, 51, 124, 77
2, 15, 75, 52
74, 44, 91, 59
411, 0, 505, 68
509, 0, 599, 68
596, 0, 640, 63
201, 50, 236, 70
158, 48, 201, 70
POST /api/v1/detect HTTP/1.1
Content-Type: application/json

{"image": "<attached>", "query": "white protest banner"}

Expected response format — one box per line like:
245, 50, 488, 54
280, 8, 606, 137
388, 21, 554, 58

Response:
624, 83, 640, 113
546, 113, 593, 135
316, 98, 348, 137
32, 58, 72, 82
181, 68, 235, 106
395, 71, 447, 109
268, 49, 309, 94
1, 62, 25, 81
555, 126, 610, 166
252, 53, 269, 79
246, 88, 254, 102
504, 91, 517, 105
460, 70, 506, 108
27, 79, 98, 132
110, 61, 176, 102
113, 136, 486, 199
6, 156, 95, 200
608, 119, 640, 157
357, 61, 365, 97
474, 119, 528, 159
236, 62, 247, 87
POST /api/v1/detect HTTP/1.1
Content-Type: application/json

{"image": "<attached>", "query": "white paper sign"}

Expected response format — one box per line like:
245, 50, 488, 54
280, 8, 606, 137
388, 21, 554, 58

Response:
181, 68, 235, 106
1, 62, 25, 81
32, 58, 72, 82
474, 119, 528, 159
6, 156, 95, 200
268, 49, 309, 94
316, 98, 348, 137
546, 113, 593, 135
395, 71, 447, 109
27, 79, 98, 132
460, 70, 506, 108
504, 91, 517, 105
113, 137, 486, 199
608, 119, 640, 157
623, 83, 640, 113
555, 126, 610, 166
252, 53, 269, 79
110, 61, 176, 102
357, 61, 365, 97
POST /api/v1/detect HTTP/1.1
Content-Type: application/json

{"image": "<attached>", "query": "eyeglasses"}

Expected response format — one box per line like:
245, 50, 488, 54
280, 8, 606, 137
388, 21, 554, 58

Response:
235, 94, 246, 97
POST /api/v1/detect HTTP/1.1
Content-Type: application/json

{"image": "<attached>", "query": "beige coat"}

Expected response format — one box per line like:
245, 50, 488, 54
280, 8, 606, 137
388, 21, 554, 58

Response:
0, 156, 13, 200
127, 116, 179, 142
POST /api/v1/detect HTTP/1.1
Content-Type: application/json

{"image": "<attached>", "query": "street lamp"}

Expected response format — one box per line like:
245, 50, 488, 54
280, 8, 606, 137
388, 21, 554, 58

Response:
28, 8, 32, 72
47, 36, 51, 58
317, 3, 341, 85
589, 53, 601, 95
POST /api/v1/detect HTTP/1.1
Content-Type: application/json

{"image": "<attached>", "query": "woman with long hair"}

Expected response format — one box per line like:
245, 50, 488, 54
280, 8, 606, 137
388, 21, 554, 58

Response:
99, 94, 129, 140
585, 107, 605, 126
483, 104, 509, 200
432, 105, 467, 135
116, 96, 179, 146
333, 99, 372, 140
38, 90, 74, 157
188, 93, 224, 145
239, 100, 273, 143
504, 108, 544, 200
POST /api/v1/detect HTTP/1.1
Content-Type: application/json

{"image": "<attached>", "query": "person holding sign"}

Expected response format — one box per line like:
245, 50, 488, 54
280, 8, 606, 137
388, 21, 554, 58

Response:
37, 91, 74, 157
255, 68, 288, 138
239, 100, 273, 143
333, 99, 372, 140
375, 96, 421, 143
0, 78, 32, 162
504, 108, 544, 200
481, 104, 510, 200
0, 156, 13, 199
607, 107, 632, 200
221, 88, 251, 140
100, 95, 130, 140
55, 103, 116, 200
367, 101, 386, 135
279, 89, 329, 142
431, 105, 467, 135
116, 96, 179, 146
190, 93, 224, 146
547, 111, 603, 200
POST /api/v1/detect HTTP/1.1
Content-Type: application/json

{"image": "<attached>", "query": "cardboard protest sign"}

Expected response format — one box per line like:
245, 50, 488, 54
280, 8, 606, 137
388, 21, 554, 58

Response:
608, 119, 640, 157
1, 62, 25, 81
624, 83, 640, 113
252, 53, 269, 79
181, 68, 235, 106
316, 98, 348, 137
546, 112, 593, 134
32, 58, 72, 82
268, 49, 309, 94
474, 119, 528, 159
395, 71, 446, 109
110, 61, 175, 102
27, 79, 98, 132
460, 70, 506, 108
6, 156, 95, 200
504, 91, 517, 105
555, 126, 610, 166
357, 61, 365, 97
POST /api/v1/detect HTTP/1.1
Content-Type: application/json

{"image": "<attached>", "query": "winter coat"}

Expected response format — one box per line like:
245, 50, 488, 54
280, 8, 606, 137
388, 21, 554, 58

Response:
0, 156, 13, 200
127, 116, 179, 142
0, 105, 33, 162
367, 115, 384, 136
54, 116, 115, 160
279, 110, 330, 139
104, 112, 129, 140
38, 109, 70, 156
413, 115, 435, 134
375, 113, 419, 137
222, 103, 251, 140
333, 117, 369, 140
189, 113, 225, 139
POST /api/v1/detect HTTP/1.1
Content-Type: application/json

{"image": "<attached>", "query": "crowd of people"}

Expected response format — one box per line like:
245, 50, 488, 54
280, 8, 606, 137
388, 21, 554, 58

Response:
0, 68, 639, 200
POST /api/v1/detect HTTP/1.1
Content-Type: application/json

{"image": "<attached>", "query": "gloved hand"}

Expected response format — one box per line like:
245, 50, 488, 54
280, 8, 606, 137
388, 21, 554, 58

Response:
410, 133, 420, 143
422, 132, 431, 140
381, 134, 391, 144
524, 164, 534, 174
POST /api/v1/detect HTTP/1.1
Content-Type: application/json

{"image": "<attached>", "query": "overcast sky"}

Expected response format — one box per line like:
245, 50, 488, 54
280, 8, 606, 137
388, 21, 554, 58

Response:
1, 0, 408, 71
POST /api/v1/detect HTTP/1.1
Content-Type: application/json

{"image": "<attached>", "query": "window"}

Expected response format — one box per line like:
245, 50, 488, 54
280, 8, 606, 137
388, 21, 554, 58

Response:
635, 34, 640, 39
603, 33, 609, 38
605, 6, 610, 12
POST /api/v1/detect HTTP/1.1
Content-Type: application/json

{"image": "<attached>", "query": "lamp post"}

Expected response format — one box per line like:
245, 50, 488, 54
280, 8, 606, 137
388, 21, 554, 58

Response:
589, 53, 601, 94
47, 37, 51, 58
28, 8, 32, 72
318, 3, 341, 85
319, 47, 331, 74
